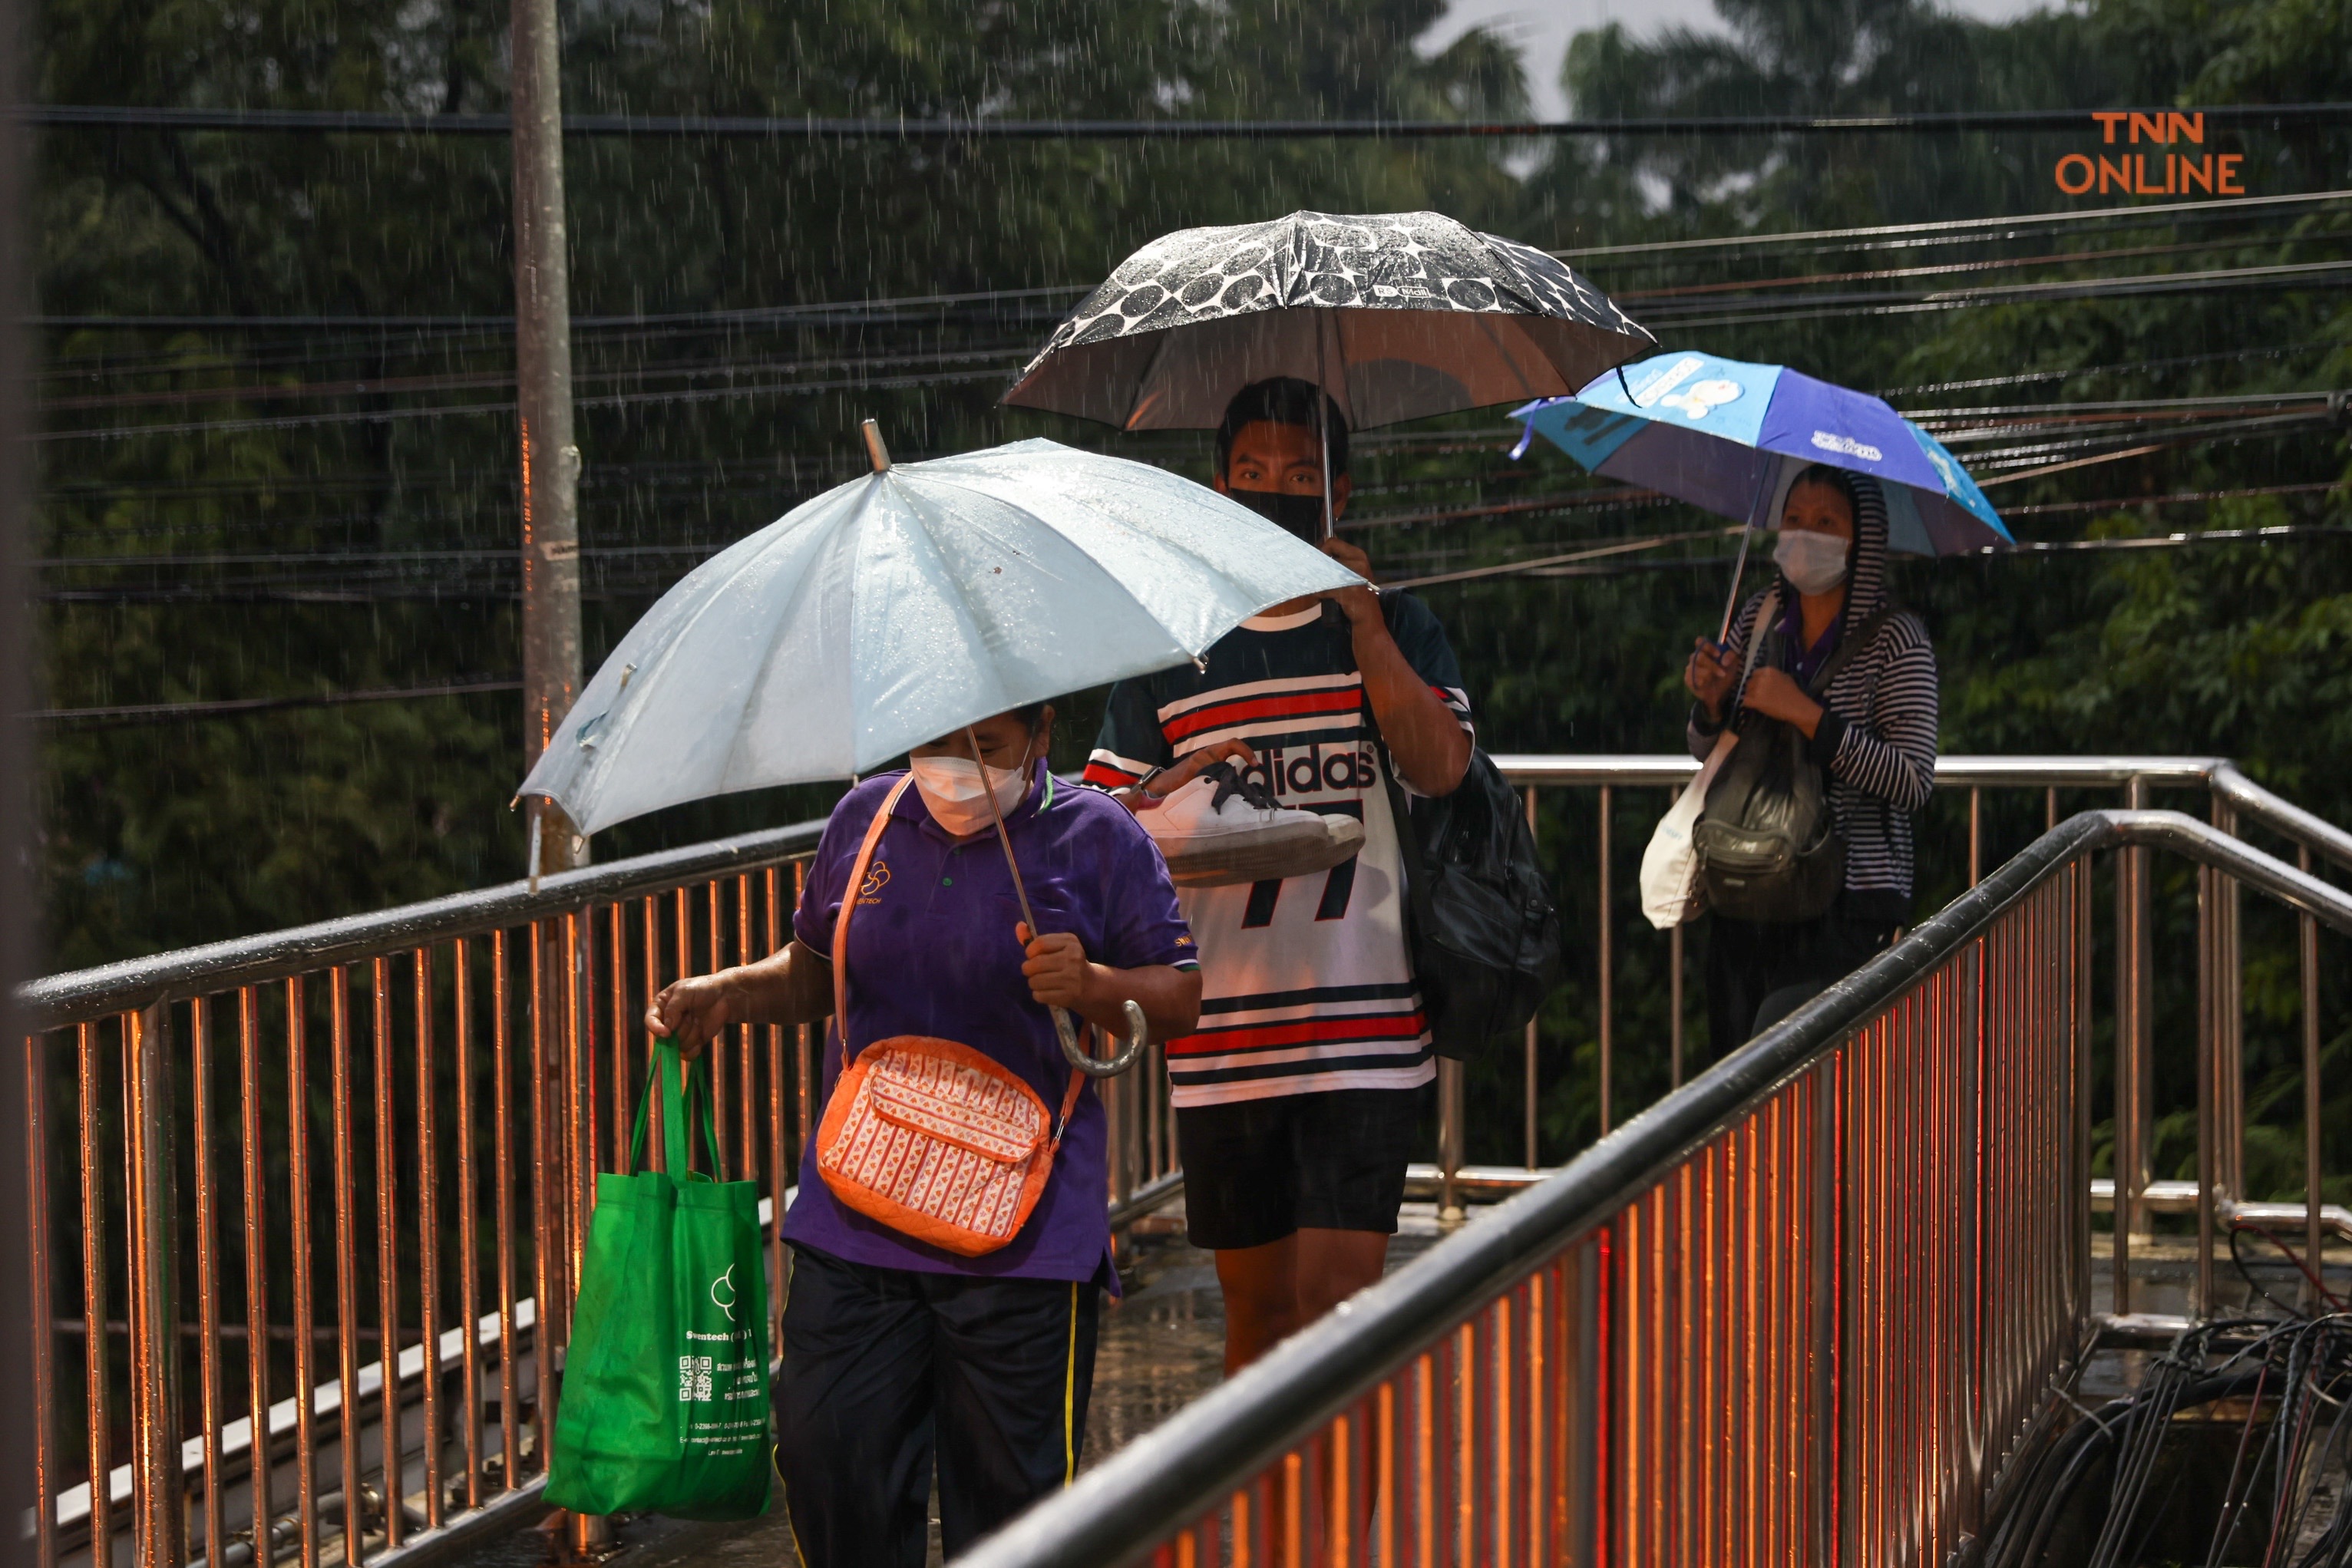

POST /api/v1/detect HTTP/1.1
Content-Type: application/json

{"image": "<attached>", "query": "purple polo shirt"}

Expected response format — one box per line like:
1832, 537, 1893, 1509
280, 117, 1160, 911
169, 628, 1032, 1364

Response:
783, 761, 1197, 1289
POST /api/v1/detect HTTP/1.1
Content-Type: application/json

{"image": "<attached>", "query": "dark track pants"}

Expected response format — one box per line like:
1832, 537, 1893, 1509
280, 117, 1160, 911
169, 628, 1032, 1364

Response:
1703, 909, 1898, 1065
774, 1244, 1100, 1567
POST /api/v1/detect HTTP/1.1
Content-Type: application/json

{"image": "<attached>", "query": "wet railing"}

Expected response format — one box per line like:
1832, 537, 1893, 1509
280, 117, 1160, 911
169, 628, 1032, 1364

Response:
1458, 754, 2352, 1302
18, 754, 2349, 1568
18, 807, 1185, 1568
19, 827, 832, 1568
961, 808, 2352, 1568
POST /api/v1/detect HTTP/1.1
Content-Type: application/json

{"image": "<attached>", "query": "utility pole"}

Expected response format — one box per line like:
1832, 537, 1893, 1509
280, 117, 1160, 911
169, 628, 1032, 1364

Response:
511, 0, 584, 876
509, 2, 606, 1561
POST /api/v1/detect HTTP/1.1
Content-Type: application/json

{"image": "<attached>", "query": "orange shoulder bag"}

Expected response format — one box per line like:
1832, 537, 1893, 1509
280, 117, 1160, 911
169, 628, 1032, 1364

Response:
813, 773, 1088, 1257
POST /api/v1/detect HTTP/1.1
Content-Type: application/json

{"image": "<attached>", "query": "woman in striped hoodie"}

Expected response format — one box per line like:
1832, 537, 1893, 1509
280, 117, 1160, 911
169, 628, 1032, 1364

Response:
1683, 464, 1940, 1055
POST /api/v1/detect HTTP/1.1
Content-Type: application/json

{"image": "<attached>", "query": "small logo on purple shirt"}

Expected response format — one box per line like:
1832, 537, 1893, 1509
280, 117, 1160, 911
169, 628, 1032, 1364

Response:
859, 860, 891, 903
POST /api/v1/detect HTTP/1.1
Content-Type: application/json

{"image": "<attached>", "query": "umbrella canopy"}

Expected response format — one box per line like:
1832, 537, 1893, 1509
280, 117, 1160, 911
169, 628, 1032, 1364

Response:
518, 437, 1363, 836
1512, 351, 2012, 556
1004, 210, 1656, 431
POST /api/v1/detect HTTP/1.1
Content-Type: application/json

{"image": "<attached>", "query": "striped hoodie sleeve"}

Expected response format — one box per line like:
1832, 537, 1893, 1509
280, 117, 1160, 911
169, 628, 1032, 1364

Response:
1815, 615, 1937, 814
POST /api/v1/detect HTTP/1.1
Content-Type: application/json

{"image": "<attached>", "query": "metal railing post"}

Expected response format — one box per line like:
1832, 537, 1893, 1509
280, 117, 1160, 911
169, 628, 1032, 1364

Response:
1809, 1059, 1837, 1561
2073, 858, 2094, 1327
2301, 847, 2323, 1309
1597, 784, 1613, 1137
1525, 785, 1539, 1170
2195, 862, 2215, 1316
2214, 798, 2245, 1201
529, 922, 565, 1502
563, 906, 611, 1556
124, 1003, 187, 1568
193, 1000, 226, 1568
1437, 1060, 1464, 1226
1670, 924, 1685, 1091
328, 969, 365, 1568
2114, 777, 2152, 1312
1670, 781, 1686, 1090
75, 1022, 111, 1568
1970, 786, 1983, 886
25, 1032, 55, 1568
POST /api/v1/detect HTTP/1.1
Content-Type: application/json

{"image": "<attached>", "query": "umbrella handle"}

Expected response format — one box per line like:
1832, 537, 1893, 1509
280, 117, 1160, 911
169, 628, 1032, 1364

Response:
1055, 1000, 1149, 1078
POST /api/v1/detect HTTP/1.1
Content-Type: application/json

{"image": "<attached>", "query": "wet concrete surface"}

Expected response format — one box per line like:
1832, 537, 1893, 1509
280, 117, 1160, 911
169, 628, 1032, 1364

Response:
481, 1202, 1458, 1568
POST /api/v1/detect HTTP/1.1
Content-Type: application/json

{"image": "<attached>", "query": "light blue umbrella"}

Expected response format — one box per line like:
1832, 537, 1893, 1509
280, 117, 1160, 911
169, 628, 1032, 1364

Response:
1511, 351, 2012, 633
517, 431, 1362, 837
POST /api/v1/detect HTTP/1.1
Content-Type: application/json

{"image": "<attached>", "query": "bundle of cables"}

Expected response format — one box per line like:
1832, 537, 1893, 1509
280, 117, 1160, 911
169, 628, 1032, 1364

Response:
1983, 1306, 2352, 1567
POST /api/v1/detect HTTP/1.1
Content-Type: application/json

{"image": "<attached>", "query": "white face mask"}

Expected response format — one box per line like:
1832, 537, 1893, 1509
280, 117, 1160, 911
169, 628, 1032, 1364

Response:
907, 738, 1035, 837
1774, 527, 1852, 595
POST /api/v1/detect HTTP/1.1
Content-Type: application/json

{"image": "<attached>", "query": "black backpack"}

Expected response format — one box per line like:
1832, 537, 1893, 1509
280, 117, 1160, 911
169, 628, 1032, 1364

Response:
1695, 595, 1892, 923
1379, 748, 1563, 1061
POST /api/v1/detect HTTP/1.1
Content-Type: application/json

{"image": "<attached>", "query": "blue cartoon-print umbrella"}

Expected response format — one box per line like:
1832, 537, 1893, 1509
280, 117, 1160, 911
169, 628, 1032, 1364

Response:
1511, 351, 2011, 636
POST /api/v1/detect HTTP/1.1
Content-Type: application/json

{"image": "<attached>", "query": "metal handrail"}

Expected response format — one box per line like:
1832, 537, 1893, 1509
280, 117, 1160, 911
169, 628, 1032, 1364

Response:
2212, 758, 2352, 873
959, 808, 2352, 1568
1488, 752, 2243, 789
16, 817, 826, 1030
23, 754, 2341, 1034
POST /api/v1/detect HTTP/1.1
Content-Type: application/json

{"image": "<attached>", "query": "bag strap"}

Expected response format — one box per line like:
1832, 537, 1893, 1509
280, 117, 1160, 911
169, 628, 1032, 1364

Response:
831, 774, 918, 1074
1729, 587, 1779, 715
1805, 602, 1896, 697
626, 1039, 725, 1178
1046, 1052, 1087, 1148
830, 770, 1089, 1141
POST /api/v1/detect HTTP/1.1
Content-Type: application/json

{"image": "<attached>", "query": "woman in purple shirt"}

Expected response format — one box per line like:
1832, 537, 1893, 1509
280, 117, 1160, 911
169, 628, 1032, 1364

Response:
649, 702, 1201, 1566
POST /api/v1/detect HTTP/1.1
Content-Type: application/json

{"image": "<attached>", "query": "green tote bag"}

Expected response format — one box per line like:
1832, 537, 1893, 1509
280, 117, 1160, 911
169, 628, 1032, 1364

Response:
546, 1041, 772, 1520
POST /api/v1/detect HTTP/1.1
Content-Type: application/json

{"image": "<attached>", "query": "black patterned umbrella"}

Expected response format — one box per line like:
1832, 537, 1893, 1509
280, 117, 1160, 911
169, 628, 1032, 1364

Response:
1003, 210, 1656, 431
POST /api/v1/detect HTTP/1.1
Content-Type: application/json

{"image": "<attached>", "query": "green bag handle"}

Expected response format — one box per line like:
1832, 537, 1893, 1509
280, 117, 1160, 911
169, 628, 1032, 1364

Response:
627, 1039, 726, 1180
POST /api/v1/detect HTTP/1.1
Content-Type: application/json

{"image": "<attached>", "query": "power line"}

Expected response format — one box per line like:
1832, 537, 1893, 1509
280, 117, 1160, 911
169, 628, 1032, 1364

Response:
28, 284, 1084, 334
38, 343, 1039, 411
1879, 341, 2340, 397
29, 190, 2346, 351
1382, 526, 1739, 588
1403, 522, 2352, 586
2003, 480, 2344, 515
40, 263, 2352, 444
1553, 188, 2352, 260
1340, 485, 1672, 533
31, 363, 1017, 442
21, 103, 2352, 139
31, 677, 519, 727
1634, 256, 2352, 328
32, 543, 730, 570
1613, 236, 2270, 301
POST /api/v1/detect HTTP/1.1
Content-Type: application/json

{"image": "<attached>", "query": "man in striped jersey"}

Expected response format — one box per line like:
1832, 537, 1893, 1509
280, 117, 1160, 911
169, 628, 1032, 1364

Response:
1084, 378, 1474, 1372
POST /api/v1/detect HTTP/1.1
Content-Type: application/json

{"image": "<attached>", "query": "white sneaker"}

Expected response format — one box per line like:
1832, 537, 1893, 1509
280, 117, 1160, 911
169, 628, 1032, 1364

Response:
1137, 763, 1366, 887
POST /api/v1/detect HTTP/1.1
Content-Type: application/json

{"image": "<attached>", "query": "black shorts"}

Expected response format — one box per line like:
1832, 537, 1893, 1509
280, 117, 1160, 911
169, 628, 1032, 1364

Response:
1176, 1087, 1427, 1250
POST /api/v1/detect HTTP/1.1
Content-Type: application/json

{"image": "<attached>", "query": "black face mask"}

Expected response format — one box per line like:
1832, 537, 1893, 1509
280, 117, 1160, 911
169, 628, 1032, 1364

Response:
1228, 487, 1327, 543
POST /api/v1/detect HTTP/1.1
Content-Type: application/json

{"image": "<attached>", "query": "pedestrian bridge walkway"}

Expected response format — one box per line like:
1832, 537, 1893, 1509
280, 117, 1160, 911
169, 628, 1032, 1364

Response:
19, 755, 2352, 1568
